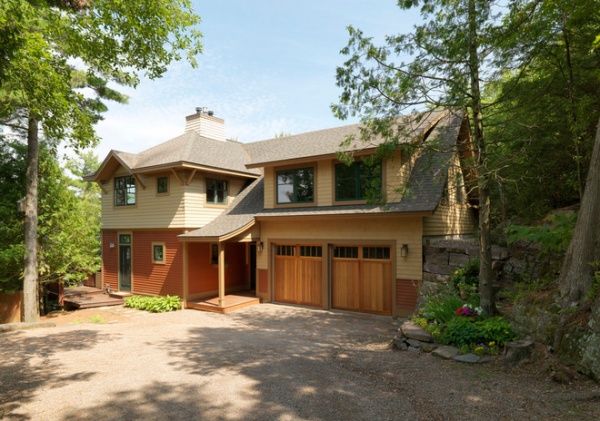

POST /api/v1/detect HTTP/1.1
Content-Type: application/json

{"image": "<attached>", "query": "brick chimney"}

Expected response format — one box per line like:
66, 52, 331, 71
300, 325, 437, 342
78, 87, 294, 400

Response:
184, 107, 225, 141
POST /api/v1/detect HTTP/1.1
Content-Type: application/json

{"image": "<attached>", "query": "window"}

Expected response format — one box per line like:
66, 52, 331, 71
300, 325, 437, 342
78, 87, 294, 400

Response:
276, 167, 314, 204
362, 246, 391, 260
206, 178, 228, 205
157, 176, 169, 194
299, 245, 322, 258
275, 245, 295, 256
335, 161, 381, 201
114, 175, 136, 206
119, 234, 131, 245
456, 172, 464, 205
333, 246, 359, 259
152, 243, 165, 264
211, 244, 219, 265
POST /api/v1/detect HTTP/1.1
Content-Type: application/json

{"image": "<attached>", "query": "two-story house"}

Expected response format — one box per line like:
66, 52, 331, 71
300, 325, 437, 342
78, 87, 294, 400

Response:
85, 108, 476, 317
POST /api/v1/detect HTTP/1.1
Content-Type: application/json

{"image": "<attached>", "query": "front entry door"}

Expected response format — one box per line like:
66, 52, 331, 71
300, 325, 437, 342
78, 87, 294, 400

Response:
119, 234, 132, 291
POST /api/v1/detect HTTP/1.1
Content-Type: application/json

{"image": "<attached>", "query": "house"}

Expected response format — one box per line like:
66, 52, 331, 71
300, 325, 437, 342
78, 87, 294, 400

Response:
85, 108, 476, 317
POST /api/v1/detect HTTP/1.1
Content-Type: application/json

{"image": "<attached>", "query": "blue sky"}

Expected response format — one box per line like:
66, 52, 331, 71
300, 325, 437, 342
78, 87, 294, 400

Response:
93, 1, 422, 159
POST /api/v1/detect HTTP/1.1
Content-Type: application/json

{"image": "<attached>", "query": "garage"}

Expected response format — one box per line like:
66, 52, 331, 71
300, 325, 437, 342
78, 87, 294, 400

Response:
331, 245, 393, 316
273, 244, 323, 307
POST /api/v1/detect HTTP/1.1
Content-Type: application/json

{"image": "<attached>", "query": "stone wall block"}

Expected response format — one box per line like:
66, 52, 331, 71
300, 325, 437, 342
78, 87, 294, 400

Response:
425, 252, 449, 265
448, 253, 469, 267
423, 263, 455, 276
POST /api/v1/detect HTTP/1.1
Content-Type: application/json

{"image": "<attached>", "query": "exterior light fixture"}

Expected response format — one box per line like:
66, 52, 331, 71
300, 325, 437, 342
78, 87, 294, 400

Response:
400, 244, 409, 257
258, 241, 264, 252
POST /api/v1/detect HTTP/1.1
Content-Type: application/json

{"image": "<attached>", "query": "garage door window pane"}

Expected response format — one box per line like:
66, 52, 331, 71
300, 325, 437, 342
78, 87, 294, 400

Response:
300, 246, 322, 257
363, 247, 391, 260
334, 246, 358, 259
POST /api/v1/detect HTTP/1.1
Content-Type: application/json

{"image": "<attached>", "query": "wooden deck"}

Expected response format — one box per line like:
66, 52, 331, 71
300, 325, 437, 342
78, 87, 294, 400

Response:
63, 286, 125, 310
186, 292, 260, 314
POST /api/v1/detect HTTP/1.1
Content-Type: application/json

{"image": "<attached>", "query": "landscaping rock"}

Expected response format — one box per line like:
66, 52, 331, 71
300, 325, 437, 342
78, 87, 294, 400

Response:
454, 353, 481, 363
421, 342, 439, 353
392, 337, 408, 351
406, 339, 422, 348
432, 345, 460, 359
400, 321, 433, 343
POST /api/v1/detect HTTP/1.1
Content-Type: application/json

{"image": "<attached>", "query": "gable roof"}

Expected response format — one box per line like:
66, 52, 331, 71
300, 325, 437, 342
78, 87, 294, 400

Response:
179, 177, 265, 241
85, 132, 260, 181
243, 109, 447, 168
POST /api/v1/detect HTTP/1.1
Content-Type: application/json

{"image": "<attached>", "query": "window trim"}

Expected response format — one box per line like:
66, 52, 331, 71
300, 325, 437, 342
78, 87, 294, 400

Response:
152, 242, 166, 265
275, 166, 315, 205
114, 175, 136, 207
156, 176, 169, 196
334, 160, 382, 203
205, 177, 229, 207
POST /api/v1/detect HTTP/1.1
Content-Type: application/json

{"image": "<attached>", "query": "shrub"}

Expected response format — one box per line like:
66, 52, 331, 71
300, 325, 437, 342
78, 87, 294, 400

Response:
476, 316, 517, 346
124, 295, 181, 313
450, 259, 480, 301
437, 316, 482, 347
421, 294, 464, 324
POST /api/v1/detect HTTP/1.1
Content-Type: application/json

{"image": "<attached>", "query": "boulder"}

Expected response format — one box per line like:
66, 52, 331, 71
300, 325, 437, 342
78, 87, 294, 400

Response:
400, 321, 433, 343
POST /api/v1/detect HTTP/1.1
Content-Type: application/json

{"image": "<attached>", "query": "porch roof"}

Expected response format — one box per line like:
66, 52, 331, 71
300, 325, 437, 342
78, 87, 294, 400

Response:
179, 177, 264, 242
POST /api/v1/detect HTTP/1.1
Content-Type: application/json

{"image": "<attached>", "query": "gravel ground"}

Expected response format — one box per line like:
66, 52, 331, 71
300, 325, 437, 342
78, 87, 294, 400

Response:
1, 304, 599, 421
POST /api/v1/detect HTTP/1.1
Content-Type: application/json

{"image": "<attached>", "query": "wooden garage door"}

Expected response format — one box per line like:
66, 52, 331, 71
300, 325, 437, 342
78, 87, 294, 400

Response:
274, 245, 323, 307
332, 245, 392, 315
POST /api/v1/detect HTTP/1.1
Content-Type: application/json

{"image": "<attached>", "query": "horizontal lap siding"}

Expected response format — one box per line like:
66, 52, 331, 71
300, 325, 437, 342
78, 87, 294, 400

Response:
102, 230, 119, 291
423, 205, 476, 236
131, 231, 184, 296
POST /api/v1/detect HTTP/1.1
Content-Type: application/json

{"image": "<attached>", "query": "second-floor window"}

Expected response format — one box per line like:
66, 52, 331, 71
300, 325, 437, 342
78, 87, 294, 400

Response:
157, 176, 168, 194
335, 161, 381, 201
277, 167, 314, 204
206, 178, 228, 205
114, 175, 136, 206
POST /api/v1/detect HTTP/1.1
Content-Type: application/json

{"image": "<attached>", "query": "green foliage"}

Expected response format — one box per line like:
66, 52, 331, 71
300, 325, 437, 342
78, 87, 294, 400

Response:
437, 316, 482, 347
476, 317, 518, 346
505, 213, 577, 255
124, 295, 181, 313
449, 259, 480, 301
0, 142, 101, 291
88, 315, 106, 324
421, 294, 464, 325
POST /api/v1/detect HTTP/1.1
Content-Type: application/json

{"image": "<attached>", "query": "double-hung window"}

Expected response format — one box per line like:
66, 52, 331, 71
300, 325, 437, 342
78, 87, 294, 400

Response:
276, 167, 314, 204
206, 178, 228, 205
335, 161, 381, 202
114, 175, 136, 206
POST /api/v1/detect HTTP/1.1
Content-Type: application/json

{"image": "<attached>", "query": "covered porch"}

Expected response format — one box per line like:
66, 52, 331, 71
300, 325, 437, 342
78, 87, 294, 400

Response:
179, 177, 264, 314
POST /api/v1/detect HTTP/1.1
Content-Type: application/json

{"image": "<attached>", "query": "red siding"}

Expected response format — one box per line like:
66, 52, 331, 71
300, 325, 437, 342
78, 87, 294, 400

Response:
188, 242, 247, 295
132, 231, 184, 296
258, 269, 268, 294
102, 230, 118, 292
396, 278, 420, 317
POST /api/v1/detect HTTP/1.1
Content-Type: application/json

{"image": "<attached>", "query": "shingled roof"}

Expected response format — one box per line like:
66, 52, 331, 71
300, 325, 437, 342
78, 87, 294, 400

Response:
254, 109, 464, 218
243, 109, 446, 168
179, 177, 264, 241
85, 131, 260, 181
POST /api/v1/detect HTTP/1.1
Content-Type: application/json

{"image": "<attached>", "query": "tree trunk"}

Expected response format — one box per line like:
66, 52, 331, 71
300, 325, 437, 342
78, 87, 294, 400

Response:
558, 117, 600, 305
23, 115, 39, 323
468, 0, 495, 315
554, 117, 600, 351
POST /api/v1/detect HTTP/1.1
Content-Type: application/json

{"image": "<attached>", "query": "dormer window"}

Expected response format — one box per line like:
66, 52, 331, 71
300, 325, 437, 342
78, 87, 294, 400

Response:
206, 178, 228, 205
277, 167, 314, 204
114, 175, 136, 206
335, 161, 381, 202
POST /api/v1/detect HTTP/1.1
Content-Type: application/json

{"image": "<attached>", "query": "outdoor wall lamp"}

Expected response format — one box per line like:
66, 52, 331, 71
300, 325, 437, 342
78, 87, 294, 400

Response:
109, 242, 115, 248
258, 241, 264, 252
400, 244, 409, 257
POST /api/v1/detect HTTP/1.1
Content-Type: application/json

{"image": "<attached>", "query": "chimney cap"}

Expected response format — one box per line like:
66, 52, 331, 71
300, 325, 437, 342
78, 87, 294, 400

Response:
195, 106, 211, 115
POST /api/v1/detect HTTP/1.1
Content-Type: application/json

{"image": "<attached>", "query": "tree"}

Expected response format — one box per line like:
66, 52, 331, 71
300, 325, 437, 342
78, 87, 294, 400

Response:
333, 0, 514, 315
0, 0, 202, 322
485, 0, 600, 223
0, 142, 101, 295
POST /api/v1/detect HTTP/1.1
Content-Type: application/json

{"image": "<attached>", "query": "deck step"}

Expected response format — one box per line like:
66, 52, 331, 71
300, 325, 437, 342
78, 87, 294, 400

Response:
186, 294, 260, 314
110, 292, 133, 299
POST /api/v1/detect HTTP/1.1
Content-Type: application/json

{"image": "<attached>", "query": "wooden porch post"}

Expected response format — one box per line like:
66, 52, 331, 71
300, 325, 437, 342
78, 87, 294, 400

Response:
218, 242, 225, 307
182, 242, 189, 309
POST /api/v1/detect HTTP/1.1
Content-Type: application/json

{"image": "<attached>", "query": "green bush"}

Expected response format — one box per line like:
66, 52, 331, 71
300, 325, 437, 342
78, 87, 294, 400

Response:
437, 316, 482, 346
421, 294, 464, 324
450, 259, 480, 301
476, 316, 518, 346
124, 295, 181, 313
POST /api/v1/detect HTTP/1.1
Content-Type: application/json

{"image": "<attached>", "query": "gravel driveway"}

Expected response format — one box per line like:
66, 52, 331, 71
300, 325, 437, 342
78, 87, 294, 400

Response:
1, 304, 599, 420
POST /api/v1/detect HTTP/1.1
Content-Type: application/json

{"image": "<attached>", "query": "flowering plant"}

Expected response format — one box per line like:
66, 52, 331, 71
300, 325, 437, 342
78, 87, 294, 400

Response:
455, 304, 482, 318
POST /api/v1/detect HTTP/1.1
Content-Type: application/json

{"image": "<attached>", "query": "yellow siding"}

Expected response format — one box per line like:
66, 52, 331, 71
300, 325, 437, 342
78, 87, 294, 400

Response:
257, 216, 423, 281
317, 161, 332, 206
385, 150, 412, 202
101, 165, 253, 230
423, 157, 476, 236
264, 167, 274, 208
